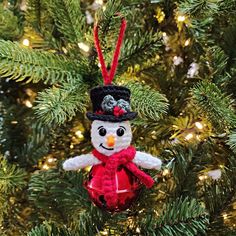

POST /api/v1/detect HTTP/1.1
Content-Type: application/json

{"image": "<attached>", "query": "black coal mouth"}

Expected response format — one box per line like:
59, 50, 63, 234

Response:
100, 143, 114, 151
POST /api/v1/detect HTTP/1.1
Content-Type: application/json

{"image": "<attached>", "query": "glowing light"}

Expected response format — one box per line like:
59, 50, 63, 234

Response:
42, 164, 50, 170
136, 227, 141, 233
163, 169, 170, 176
195, 122, 203, 130
223, 213, 228, 219
162, 32, 167, 37
184, 39, 190, 46
185, 133, 193, 140
98, 62, 101, 67
22, 38, 30, 47
177, 15, 186, 22
95, 0, 103, 4
47, 157, 55, 163
199, 175, 207, 181
78, 42, 90, 52
25, 100, 33, 108
11, 120, 18, 124
75, 130, 84, 139
70, 144, 74, 149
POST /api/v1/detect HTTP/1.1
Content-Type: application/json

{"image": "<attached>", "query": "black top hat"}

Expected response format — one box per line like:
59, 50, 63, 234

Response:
86, 85, 137, 122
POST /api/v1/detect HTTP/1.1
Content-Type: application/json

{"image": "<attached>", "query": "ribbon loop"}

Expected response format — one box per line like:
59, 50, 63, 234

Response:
94, 18, 127, 85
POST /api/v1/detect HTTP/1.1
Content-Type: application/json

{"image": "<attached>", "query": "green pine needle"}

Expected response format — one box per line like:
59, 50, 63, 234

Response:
227, 132, 236, 153
0, 40, 80, 84
120, 30, 162, 73
124, 81, 169, 121
47, 0, 85, 44
34, 79, 88, 125
0, 156, 27, 194
191, 81, 236, 130
28, 222, 73, 236
140, 197, 209, 236
179, 0, 220, 16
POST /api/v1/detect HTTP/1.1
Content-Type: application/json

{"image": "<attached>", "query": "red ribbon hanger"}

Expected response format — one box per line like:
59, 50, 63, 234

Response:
94, 18, 127, 85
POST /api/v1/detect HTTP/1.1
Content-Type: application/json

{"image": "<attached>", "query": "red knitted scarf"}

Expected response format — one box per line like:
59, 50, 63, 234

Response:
92, 146, 154, 209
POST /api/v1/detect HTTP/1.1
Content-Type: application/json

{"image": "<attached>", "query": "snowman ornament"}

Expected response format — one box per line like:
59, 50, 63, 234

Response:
63, 18, 162, 212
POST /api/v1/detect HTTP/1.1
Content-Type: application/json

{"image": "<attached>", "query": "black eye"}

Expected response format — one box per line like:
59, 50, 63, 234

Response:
98, 128, 107, 136
117, 128, 125, 137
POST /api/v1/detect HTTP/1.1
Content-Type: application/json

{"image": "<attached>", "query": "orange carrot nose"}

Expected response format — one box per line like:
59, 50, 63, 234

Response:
106, 135, 115, 147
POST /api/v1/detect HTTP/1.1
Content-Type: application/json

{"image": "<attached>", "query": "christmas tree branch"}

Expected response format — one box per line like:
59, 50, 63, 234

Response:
0, 156, 27, 225
29, 169, 89, 220
178, 0, 220, 17
26, 0, 42, 31
28, 222, 73, 236
20, 120, 51, 165
119, 30, 162, 74
191, 81, 236, 131
227, 132, 236, 153
0, 156, 27, 194
0, 40, 81, 84
123, 81, 169, 121
202, 156, 236, 214
140, 197, 209, 235
34, 79, 88, 125
46, 0, 85, 44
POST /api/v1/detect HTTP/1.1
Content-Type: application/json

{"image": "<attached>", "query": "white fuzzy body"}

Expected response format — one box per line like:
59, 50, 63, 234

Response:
63, 120, 162, 171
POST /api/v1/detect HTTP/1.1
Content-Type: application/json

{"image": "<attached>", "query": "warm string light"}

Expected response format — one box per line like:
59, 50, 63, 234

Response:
42, 164, 50, 170
95, 0, 103, 4
223, 213, 228, 220
183, 121, 205, 142
75, 130, 84, 139
22, 38, 30, 47
177, 15, 186, 22
195, 121, 203, 130
41, 155, 57, 170
78, 42, 90, 52
185, 133, 193, 141
24, 100, 33, 108
198, 175, 207, 181
184, 39, 190, 46
162, 169, 170, 176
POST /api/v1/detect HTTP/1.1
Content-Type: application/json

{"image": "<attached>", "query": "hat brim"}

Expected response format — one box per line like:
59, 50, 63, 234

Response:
86, 112, 137, 122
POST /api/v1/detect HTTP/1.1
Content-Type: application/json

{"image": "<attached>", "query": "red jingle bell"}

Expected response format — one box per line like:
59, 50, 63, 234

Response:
85, 164, 141, 212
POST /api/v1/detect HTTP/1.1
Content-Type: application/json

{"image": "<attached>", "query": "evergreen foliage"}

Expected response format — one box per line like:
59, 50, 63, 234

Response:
0, 0, 236, 235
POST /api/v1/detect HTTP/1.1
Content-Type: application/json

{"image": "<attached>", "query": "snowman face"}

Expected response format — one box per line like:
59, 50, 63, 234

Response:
91, 120, 132, 156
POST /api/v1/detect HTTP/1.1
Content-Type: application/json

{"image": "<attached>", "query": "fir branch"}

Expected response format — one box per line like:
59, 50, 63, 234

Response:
178, 0, 220, 17
0, 4, 21, 40
205, 46, 229, 81
0, 156, 27, 194
140, 197, 209, 236
75, 206, 109, 235
119, 30, 162, 73
20, 120, 51, 165
124, 81, 169, 121
0, 40, 80, 84
0, 156, 27, 225
26, 0, 42, 30
46, 0, 85, 44
28, 169, 89, 219
191, 81, 236, 130
34, 79, 88, 125
202, 156, 236, 215
227, 132, 236, 153
28, 222, 73, 236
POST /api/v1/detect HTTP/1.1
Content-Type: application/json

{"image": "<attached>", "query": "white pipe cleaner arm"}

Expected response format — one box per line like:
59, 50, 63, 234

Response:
63, 153, 101, 171
133, 151, 162, 170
